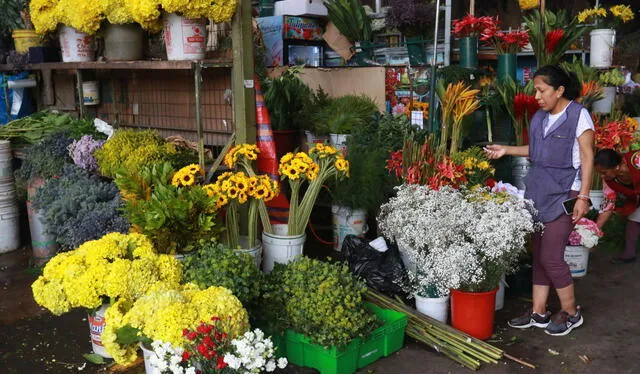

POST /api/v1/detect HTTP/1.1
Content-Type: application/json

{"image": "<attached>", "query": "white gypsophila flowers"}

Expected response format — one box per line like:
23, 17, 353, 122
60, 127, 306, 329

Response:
378, 184, 537, 295
575, 226, 600, 248
148, 340, 195, 374
223, 328, 288, 373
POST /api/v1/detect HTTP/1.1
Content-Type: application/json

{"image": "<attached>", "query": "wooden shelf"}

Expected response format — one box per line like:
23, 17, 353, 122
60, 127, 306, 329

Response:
0, 59, 233, 72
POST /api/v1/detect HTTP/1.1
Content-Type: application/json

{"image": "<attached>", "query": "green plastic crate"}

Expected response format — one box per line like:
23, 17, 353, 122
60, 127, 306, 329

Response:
271, 332, 287, 359
357, 303, 408, 368
284, 304, 408, 374
285, 330, 361, 374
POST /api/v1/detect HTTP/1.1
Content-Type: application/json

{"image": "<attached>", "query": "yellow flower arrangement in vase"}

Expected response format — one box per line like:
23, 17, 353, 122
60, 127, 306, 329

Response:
578, 5, 635, 29
31, 232, 183, 316
102, 284, 250, 364
279, 144, 350, 236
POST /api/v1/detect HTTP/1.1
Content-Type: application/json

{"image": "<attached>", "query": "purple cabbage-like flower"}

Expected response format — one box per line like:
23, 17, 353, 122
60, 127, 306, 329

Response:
68, 135, 106, 172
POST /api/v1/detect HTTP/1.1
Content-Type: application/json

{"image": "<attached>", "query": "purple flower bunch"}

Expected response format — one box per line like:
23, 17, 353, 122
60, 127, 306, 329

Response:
68, 135, 106, 172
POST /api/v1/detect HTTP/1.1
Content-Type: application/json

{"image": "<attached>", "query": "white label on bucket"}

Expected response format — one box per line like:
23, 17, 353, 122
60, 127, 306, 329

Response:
182, 19, 206, 54
244, 80, 254, 88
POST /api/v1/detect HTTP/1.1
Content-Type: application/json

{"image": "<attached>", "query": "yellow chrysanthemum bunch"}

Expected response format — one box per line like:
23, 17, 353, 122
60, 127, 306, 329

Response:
31, 233, 182, 316
101, 0, 134, 25
280, 144, 350, 236
102, 284, 249, 364
171, 164, 204, 187
224, 144, 259, 169
578, 5, 634, 26
518, 0, 539, 11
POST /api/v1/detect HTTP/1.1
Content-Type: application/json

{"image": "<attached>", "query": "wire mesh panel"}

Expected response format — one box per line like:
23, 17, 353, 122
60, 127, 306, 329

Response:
95, 68, 234, 146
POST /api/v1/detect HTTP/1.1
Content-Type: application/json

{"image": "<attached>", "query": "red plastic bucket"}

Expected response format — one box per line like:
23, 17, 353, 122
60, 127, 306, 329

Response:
450, 287, 498, 340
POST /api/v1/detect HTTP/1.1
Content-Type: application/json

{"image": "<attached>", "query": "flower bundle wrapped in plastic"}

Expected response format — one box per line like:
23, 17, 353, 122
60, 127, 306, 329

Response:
31, 233, 182, 316
378, 185, 537, 295
103, 284, 249, 364
279, 144, 350, 236
568, 218, 604, 248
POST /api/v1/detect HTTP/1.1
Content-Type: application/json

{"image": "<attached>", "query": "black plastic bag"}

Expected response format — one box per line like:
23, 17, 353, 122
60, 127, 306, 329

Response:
342, 235, 406, 296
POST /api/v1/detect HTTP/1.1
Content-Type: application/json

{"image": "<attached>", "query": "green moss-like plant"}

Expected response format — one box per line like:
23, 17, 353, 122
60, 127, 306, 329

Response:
263, 257, 377, 348
183, 240, 262, 306
318, 94, 379, 134
94, 129, 179, 178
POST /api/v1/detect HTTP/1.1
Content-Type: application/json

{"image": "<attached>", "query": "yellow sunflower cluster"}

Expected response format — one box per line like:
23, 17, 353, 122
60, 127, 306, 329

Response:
279, 152, 321, 181
212, 171, 279, 208
224, 143, 260, 169
31, 233, 182, 316
578, 7, 608, 23
171, 164, 204, 187
102, 284, 249, 364
609, 5, 635, 23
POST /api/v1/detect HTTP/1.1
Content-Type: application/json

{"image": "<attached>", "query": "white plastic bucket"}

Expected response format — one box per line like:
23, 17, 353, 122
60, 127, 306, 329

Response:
329, 133, 349, 155
331, 205, 367, 251
140, 343, 155, 373
0, 195, 20, 253
304, 131, 329, 151
592, 86, 616, 114
0, 140, 12, 181
27, 179, 59, 266
590, 29, 616, 69
590, 190, 604, 211
59, 26, 95, 62
82, 81, 100, 106
88, 304, 112, 358
236, 236, 263, 269
261, 225, 306, 273
495, 274, 507, 311
163, 13, 207, 61
415, 294, 449, 323
564, 245, 589, 278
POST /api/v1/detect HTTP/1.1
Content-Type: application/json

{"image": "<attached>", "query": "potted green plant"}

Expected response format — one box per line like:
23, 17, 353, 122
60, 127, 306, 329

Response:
329, 113, 408, 250
316, 94, 379, 152
303, 86, 333, 147
263, 67, 315, 157
385, 0, 437, 66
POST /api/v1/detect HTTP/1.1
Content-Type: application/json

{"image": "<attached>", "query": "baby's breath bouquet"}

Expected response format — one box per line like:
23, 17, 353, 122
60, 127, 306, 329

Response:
279, 144, 350, 236
31, 232, 182, 316
378, 185, 537, 295
103, 284, 250, 364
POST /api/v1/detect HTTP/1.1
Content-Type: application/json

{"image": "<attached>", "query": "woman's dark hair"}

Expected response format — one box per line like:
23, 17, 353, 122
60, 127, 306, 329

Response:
533, 65, 581, 101
594, 148, 623, 169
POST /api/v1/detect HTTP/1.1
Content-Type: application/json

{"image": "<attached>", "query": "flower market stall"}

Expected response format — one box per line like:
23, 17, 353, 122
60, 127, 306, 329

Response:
1, 0, 640, 373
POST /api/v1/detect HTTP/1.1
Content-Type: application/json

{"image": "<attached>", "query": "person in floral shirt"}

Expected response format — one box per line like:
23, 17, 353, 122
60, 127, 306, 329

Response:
594, 148, 640, 264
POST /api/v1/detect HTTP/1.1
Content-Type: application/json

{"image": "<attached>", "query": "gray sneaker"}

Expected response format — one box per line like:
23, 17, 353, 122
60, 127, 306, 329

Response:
508, 308, 551, 329
545, 306, 583, 336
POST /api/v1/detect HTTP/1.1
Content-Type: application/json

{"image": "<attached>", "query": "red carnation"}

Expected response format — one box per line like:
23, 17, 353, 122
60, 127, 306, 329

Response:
182, 351, 191, 362
216, 356, 228, 369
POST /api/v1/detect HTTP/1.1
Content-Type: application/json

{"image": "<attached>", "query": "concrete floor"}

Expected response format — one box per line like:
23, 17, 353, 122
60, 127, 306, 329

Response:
1, 242, 639, 374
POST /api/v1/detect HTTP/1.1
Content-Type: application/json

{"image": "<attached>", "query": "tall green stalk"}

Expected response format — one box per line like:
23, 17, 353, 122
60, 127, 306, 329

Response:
225, 201, 240, 249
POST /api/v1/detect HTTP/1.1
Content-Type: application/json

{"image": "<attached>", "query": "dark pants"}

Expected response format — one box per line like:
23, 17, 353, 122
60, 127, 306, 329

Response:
532, 192, 578, 289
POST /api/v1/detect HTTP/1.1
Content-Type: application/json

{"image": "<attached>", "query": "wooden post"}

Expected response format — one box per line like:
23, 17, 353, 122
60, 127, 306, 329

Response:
231, 0, 256, 144
540, 0, 545, 15
469, 0, 475, 15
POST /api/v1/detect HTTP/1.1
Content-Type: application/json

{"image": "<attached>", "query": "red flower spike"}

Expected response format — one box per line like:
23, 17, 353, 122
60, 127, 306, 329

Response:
545, 29, 564, 54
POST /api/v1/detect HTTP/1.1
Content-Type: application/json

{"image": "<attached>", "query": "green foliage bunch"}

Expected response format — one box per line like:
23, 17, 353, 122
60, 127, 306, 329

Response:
599, 68, 625, 87
31, 164, 129, 249
183, 240, 262, 306
263, 257, 377, 348
317, 94, 379, 134
324, 0, 372, 43
330, 113, 409, 211
0, 111, 106, 147
15, 132, 73, 184
561, 56, 600, 84
263, 67, 314, 131
115, 162, 221, 254
94, 129, 180, 178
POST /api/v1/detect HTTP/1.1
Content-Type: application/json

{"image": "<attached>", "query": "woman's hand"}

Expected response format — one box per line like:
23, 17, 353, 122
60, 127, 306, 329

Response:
572, 199, 590, 224
484, 144, 506, 159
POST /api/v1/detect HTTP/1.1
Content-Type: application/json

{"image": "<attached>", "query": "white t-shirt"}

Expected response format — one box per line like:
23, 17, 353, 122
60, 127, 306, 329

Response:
543, 102, 594, 191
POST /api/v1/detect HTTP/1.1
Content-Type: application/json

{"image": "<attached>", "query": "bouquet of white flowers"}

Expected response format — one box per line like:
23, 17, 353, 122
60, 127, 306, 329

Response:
378, 184, 538, 296
568, 218, 604, 248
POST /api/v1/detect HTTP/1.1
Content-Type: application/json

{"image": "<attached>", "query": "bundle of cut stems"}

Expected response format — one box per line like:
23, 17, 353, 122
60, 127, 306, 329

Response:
366, 289, 503, 370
